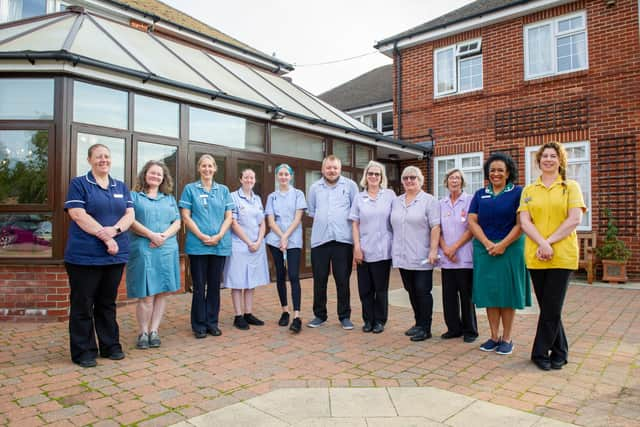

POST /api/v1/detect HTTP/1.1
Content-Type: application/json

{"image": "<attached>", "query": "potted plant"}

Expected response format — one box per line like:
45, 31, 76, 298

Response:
595, 208, 631, 283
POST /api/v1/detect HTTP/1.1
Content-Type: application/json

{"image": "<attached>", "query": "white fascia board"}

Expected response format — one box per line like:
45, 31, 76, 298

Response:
0, 61, 423, 158
75, 0, 290, 73
377, 0, 574, 56
346, 102, 394, 116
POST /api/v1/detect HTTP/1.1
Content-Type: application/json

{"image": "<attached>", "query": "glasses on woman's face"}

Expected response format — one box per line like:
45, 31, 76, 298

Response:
367, 171, 381, 177
402, 175, 418, 181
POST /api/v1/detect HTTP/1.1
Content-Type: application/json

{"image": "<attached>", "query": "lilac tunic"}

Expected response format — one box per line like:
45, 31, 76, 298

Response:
438, 192, 473, 269
223, 190, 270, 289
390, 191, 441, 270
349, 189, 395, 262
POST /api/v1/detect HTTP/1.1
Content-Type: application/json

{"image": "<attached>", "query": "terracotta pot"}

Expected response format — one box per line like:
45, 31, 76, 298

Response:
601, 259, 628, 283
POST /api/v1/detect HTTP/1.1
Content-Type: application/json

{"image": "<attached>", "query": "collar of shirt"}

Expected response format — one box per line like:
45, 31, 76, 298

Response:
195, 180, 219, 192
399, 190, 425, 206
485, 182, 514, 196
534, 175, 566, 190
137, 191, 167, 201
444, 191, 469, 208
319, 176, 347, 188
237, 189, 256, 202
85, 171, 116, 188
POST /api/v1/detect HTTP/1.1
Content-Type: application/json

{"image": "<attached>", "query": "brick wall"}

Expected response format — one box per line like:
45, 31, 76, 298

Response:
395, 0, 640, 277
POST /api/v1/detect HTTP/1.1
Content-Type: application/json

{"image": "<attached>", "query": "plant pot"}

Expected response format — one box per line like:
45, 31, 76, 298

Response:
601, 259, 628, 283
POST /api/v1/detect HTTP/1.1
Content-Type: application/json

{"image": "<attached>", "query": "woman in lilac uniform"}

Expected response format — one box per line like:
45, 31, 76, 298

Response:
438, 168, 478, 343
390, 166, 440, 342
350, 161, 395, 334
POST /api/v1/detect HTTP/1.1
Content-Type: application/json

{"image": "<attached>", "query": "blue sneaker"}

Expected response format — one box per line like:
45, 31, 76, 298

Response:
307, 317, 326, 328
340, 318, 354, 330
479, 338, 501, 352
496, 340, 514, 355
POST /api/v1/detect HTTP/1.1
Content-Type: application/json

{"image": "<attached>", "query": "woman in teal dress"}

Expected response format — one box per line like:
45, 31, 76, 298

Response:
126, 161, 181, 350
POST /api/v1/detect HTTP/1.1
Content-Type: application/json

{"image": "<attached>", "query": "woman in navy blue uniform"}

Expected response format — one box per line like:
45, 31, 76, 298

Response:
64, 144, 134, 368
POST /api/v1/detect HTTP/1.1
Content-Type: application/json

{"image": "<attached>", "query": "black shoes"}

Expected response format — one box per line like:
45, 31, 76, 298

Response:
463, 335, 478, 343
244, 313, 264, 326
100, 350, 125, 360
372, 322, 384, 334
75, 359, 97, 368
533, 358, 551, 371
551, 359, 568, 370
278, 312, 290, 326
234, 315, 250, 330
208, 326, 222, 336
441, 331, 463, 339
289, 317, 302, 333
194, 330, 207, 339
362, 321, 373, 333
410, 329, 432, 342
405, 325, 421, 336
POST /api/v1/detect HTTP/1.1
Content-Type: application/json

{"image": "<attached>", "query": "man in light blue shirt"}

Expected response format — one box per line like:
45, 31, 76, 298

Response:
307, 155, 359, 330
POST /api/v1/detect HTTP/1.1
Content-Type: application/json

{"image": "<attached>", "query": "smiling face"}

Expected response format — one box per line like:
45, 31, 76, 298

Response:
539, 147, 560, 175
322, 159, 341, 184
488, 160, 509, 189
240, 169, 256, 191
276, 167, 292, 187
198, 157, 216, 181
88, 145, 111, 176
366, 166, 382, 189
401, 173, 420, 192
145, 164, 164, 190
446, 171, 463, 194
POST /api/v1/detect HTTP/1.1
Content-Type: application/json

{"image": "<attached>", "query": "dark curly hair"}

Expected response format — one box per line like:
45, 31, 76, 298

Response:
483, 152, 518, 184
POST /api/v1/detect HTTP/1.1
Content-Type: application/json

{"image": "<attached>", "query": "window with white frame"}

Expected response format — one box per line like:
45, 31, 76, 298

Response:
356, 108, 394, 135
525, 141, 591, 230
434, 152, 484, 200
434, 39, 482, 97
524, 11, 588, 79
0, 0, 68, 23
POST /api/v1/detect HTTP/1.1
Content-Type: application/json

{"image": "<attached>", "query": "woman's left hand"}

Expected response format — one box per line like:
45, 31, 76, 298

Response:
536, 241, 554, 261
149, 232, 167, 248
489, 241, 506, 256
427, 249, 439, 265
96, 226, 119, 242
248, 241, 260, 252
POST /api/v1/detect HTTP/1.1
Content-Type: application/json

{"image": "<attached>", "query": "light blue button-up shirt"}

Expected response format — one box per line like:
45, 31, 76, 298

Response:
349, 188, 395, 262
178, 180, 234, 256
265, 187, 307, 249
390, 191, 441, 270
307, 176, 358, 248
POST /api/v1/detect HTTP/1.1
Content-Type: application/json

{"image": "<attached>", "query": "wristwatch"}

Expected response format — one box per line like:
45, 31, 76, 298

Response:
115, 226, 122, 234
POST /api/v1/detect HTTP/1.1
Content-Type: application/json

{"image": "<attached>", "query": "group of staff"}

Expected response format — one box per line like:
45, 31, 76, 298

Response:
64, 142, 584, 373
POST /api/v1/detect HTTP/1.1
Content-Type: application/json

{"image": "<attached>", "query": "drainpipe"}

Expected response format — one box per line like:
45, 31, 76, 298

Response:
394, 41, 402, 140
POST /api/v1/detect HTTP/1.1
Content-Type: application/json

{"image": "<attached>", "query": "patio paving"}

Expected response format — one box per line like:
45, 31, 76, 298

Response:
0, 270, 638, 426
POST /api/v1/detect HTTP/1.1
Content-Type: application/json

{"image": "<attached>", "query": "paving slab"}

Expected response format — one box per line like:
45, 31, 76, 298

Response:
185, 401, 287, 427
329, 387, 397, 417
446, 399, 542, 427
247, 388, 330, 423
365, 417, 443, 426
293, 418, 368, 427
387, 386, 474, 420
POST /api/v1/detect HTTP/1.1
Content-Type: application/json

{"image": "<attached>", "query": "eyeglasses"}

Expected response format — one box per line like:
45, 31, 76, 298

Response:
402, 175, 418, 181
367, 171, 381, 177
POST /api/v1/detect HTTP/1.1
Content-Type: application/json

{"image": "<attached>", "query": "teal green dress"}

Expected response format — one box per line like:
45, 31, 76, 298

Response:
126, 191, 180, 298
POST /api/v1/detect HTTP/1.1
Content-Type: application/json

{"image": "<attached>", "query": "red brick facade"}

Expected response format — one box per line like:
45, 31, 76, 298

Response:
395, 0, 640, 278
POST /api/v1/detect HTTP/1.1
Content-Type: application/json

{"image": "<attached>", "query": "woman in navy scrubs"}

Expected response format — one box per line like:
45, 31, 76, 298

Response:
64, 143, 134, 368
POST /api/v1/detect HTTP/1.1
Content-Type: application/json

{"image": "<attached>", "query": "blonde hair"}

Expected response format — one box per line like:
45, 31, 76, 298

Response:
536, 142, 568, 181
134, 160, 174, 194
359, 160, 388, 189
197, 154, 217, 170
401, 165, 424, 187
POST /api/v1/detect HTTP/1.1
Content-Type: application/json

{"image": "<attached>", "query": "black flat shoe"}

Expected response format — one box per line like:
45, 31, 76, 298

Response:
194, 330, 207, 339
405, 325, 421, 336
410, 330, 432, 342
234, 315, 250, 330
551, 359, 568, 370
533, 358, 551, 371
244, 313, 264, 326
362, 322, 373, 333
208, 326, 222, 336
289, 317, 302, 333
372, 323, 384, 334
463, 335, 478, 343
101, 351, 124, 360
441, 331, 462, 339
75, 359, 97, 368
278, 312, 290, 326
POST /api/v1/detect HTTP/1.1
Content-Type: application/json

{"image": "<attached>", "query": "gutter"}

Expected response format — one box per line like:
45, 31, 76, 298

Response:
0, 50, 430, 155
394, 41, 402, 140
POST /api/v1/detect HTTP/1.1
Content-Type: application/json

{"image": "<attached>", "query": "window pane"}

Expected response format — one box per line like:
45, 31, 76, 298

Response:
557, 33, 586, 73
333, 140, 352, 166
461, 155, 480, 168
76, 133, 125, 181
136, 142, 178, 192
355, 144, 372, 168
459, 55, 482, 92
566, 144, 587, 160
361, 113, 377, 129
0, 130, 48, 205
527, 24, 553, 76
0, 213, 52, 258
381, 111, 393, 133
305, 169, 322, 196
189, 106, 264, 152
135, 95, 179, 138
0, 79, 54, 120
436, 47, 455, 94
271, 126, 323, 161
7, 0, 46, 20
436, 158, 455, 198
73, 82, 128, 129
558, 15, 583, 32
567, 161, 590, 227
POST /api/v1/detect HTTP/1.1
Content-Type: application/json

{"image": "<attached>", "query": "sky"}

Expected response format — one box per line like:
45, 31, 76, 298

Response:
162, 0, 474, 95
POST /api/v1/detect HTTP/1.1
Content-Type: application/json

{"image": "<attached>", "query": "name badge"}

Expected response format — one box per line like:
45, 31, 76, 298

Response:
481, 195, 491, 199
113, 194, 123, 198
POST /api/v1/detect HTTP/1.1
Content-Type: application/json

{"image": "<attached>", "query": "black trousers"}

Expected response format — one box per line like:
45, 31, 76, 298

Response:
399, 268, 433, 331
268, 245, 302, 311
441, 268, 478, 338
189, 255, 226, 333
311, 241, 353, 321
357, 259, 391, 325
65, 262, 124, 363
529, 268, 571, 362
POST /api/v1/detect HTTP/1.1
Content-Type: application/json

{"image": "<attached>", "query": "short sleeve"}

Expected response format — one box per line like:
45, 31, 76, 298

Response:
122, 183, 133, 208
469, 190, 480, 214
64, 178, 87, 210
295, 189, 307, 211
567, 180, 586, 211
307, 183, 317, 217
517, 185, 532, 213
348, 196, 361, 222
426, 197, 441, 227
178, 184, 193, 210
169, 195, 180, 221
223, 186, 235, 211
230, 192, 240, 220
265, 193, 275, 216
348, 179, 358, 204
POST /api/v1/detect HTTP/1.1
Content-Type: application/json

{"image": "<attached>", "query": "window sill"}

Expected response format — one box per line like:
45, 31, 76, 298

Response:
524, 69, 589, 85
433, 89, 484, 103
